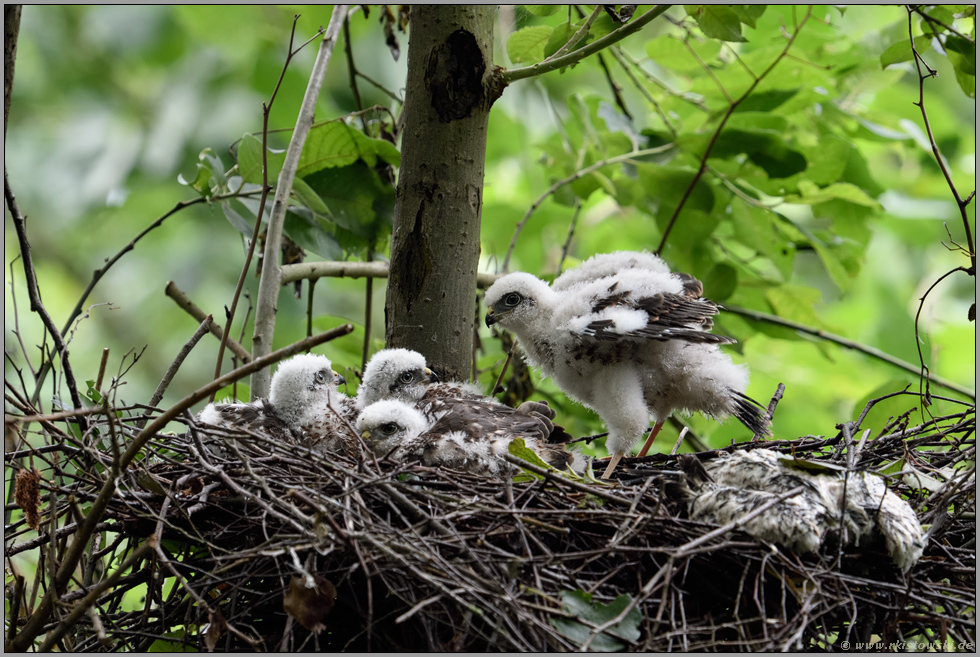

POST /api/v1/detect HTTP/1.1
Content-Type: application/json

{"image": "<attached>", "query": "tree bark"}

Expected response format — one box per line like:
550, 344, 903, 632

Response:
5, 5, 22, 140
386, 5, 503, 381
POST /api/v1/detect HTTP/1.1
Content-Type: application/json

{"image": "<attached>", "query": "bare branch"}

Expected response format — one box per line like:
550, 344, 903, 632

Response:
5, 169, 87, 432
164, 281, 252, 363
213, 16, 313, 396
251, 6, 349, 400
7, 326, 353, 651
727, 304, 975, 400
280, 259, 503, 290
906, 6, 975, 274
501, 5, 671, 84
503, 145, 674, 271
656, 8, 813, 255
146, 315, 213, 412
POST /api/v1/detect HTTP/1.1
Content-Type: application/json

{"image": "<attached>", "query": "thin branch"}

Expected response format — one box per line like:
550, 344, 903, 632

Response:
548, 5, 602, 61
608, 46, 675, 137
164, 281, 252, 362
595, 50, 632, 121
755, 383, 786, 441
362, 251, 375, 372
35, 539, 154, 653
306, 277, 316, 340
491, 342, 518, 397
280, 259, 503, 289
5, 169, 87, 432
501, 5, 671, 84
12, 188, 256, 408
655, 8, 813, 255
557, 200, 584, 275
214, 16, 310, 398
343, 11, 366, 124
613, 46, 709, 112
501, 454, 633, 506
251, 5, 349, 400
145, 315, 213, 414
7, 259, 38, 381
912, 5, 975, 44
6, 326, 353, 651
906, 6, 975, 274
912, 266, 970, 406
503, 144, 674, 270
726, 304, 975, 400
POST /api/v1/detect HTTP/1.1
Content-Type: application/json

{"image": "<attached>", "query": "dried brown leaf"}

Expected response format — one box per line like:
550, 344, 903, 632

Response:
283, 574, 337, 632
14, 468, 42, 530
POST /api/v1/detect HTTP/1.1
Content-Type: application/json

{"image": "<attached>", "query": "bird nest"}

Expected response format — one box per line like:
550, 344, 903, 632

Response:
5, 393, 976, 652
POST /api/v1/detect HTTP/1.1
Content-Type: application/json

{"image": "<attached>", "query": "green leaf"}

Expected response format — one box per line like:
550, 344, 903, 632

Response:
646, 35, 721, 71
549, 590, 642, 651
237, 133, 285, 184
735, 88, 798, 113
221, 198, 259, 236
693, 5, 748, 43
636, 163, 715, 216
178, 148, 226, 197
212, 384, 247, 404
508, 437, 552, 476
524, 5, 561, 16
947, 47, 976, 98
765, 284, 828, 330
284, 208, 343, 260
784, 181, 880, 208
921, 6, 955, 29
291, 177, 330, 215
544, 22, 573, 59
507, 25, 553, 64
302, 160, 396, 249
879, 36, 931, 69
85, 380, 105, 406
730, 200, 795, 281
810, 233, 853, 293
945, 36, 976, 70
730, 5, 767, 29
295, 121, 399, 179
701, 263, 738, 301
747, 144, 808, 179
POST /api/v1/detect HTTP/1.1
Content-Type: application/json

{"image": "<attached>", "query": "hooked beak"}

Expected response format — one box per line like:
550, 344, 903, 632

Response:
361, 430, 371, 441
425, 367, 440, 383
485, 310, 498, 327
334, 370, 346, 386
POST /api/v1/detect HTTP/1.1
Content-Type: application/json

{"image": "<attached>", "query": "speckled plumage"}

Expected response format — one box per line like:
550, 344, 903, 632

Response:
356, 348, 436, 410
356, 399, 585, 476
680, 449, 924, 573
484, 252, 768, 463
197, 354, 355, 455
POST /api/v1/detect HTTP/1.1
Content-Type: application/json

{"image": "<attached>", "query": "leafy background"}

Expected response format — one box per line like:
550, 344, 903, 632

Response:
5, 5, 975, 459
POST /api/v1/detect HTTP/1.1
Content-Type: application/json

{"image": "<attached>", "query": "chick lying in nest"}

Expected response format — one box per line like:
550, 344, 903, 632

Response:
677, 449, 925, 573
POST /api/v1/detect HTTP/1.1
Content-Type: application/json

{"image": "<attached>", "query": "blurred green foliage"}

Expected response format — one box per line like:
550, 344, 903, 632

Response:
5, 5, 975, 461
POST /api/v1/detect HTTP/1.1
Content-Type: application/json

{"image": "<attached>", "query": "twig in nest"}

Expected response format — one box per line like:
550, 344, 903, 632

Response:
754, 382, 785, 441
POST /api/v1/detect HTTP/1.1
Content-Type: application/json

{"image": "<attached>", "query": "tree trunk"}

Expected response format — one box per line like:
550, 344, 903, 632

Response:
385, 5, 503, 381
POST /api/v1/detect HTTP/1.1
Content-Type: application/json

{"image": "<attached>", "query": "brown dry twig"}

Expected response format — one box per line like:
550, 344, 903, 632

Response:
5, 386, 973, 651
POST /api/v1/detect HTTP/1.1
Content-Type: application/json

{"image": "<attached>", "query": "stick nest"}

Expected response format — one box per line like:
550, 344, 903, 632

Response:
6, 396, 976, 652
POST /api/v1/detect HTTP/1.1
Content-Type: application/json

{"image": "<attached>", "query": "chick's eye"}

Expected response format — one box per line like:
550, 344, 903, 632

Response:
314, 369, 328, 384
380, 422, 400, 436
398, 371, 415, 384
504, 292, 522, 307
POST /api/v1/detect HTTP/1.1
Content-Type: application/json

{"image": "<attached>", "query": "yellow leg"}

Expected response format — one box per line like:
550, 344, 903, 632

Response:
601, 451, 624, 479
636, 421, 665, 457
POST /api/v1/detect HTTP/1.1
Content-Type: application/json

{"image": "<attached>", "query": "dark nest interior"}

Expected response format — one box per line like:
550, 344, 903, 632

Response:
5, 392, 976, 652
